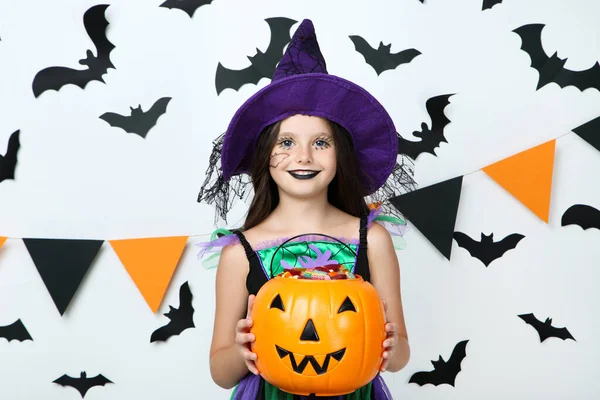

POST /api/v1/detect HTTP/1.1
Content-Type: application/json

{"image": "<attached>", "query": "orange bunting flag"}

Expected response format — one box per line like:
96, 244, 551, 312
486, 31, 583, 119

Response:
0, 237, 7, 249
482, 140, 555, 223
110, 236, 189, 313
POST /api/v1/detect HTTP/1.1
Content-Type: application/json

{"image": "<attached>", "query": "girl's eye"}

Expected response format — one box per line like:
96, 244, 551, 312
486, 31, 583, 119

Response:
279, 139, 293, 148
314, 139, 331, 148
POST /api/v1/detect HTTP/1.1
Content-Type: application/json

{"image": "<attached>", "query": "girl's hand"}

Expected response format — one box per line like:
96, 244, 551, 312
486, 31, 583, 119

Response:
235, 294, 259, 375
380, 299, 398, 373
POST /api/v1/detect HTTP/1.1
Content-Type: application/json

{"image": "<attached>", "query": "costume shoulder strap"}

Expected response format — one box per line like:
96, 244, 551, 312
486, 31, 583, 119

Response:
231, 230, 259, 263
231, 230, 269, 296
354, 213, 371, 281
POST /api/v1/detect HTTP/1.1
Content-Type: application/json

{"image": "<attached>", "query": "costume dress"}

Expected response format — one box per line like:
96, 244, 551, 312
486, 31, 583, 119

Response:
197, 208, 404, 400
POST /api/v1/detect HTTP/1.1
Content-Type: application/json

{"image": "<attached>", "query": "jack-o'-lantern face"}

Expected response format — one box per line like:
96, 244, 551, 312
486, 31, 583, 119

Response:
250, 277, 386, 396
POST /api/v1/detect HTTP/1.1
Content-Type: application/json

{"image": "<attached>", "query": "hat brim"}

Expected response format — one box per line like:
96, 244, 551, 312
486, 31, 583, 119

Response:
222, 73, 397, 195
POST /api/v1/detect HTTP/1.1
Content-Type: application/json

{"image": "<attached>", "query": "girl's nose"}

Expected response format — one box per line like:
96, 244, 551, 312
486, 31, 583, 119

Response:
296, 145, 313, 164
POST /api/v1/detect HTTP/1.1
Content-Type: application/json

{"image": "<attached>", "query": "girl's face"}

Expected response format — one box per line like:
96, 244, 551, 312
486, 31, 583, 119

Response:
269, 115, 337, 200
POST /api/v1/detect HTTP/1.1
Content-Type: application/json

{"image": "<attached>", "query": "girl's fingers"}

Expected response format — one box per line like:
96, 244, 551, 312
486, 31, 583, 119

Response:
235, 332, 255, 345
384, 336, 398, 348
241, 348, 257, 361
236, 318, 252, 331
242, 350, 259, 375
247, 294, 256, 317
247, 362, 259, 375
380, 357, 389, 372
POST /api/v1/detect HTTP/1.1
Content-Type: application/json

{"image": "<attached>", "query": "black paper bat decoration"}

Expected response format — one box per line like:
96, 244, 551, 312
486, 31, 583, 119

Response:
397, 94, 453, 159
53, 371, 113, 398
0, 130, 20, 183
513, 24, 600, 92
159, 0, 213, 18
32, 5, 115, 98
348, 36, 421, 76
151, 281, 195, 343
453, 231, 525, 267
215, 17, 297, 94
518, 313, 575, 342
561, 204, 600, 231
100, 97, 171, 138
409, 340, 469, 386
0, 319, 33, 342
482, 0, 502, 10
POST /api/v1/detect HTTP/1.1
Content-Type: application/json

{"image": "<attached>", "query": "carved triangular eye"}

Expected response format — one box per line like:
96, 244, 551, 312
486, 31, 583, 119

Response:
270, 294, 285, 311
338, 296, 356, 313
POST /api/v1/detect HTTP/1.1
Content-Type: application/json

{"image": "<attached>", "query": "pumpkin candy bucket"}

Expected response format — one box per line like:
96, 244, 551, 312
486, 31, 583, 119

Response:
250, 264, 386, 396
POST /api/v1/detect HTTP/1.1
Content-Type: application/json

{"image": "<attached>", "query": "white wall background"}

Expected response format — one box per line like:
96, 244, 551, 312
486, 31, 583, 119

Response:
1, 0, 599, 398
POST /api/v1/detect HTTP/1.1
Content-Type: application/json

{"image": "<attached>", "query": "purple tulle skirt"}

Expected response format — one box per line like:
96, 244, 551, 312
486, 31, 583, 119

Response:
232, 373, 393, 400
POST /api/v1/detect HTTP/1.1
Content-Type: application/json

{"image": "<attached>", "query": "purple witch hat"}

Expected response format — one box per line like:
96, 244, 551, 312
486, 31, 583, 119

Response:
198, 19, 417, 222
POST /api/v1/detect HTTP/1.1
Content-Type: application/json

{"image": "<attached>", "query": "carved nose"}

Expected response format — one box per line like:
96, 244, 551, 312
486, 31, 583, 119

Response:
300, 319, 319, 341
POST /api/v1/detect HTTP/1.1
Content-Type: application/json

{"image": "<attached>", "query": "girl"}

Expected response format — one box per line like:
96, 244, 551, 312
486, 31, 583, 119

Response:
197, 19, 416, 400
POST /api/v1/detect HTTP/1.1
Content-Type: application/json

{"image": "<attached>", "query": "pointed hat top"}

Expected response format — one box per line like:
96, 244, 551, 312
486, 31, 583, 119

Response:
272, 19, 328, 81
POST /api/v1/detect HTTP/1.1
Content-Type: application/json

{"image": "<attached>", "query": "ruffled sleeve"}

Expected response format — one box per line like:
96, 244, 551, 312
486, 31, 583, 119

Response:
367, 203, 409, 250
195, 228, 240, 270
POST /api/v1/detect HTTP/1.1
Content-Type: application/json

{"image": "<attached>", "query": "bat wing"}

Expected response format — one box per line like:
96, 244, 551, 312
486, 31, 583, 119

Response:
494, 233, 525, 258
445, 340, 469, 385
32, 66, 97, 98
349, 35, 381, 73
88, 374, 113, 387
561, 204, 600, 230
0, 130, 21, 182
215, 63, 263, 94
99, 112, 138, 134
262, 17, 297, 66
84, 5, 114, 68
453, 232, 485, 262
0, 319, 32, 342
150, 323, 172, 343
554, 326, 575, 341
53, 374, 87, 397
388, 48, 421, 69
178, 281, 195, 316
482, 0, 503, 10
408, 370, 443, 386
513, 24, 552, 75
427, 94, 453, 135
398, 94, 453, 159
142, 97, 172, 134
53, 374, 77, 387
553, 61, 600, 91
159, 0, 213, 18
518, 313, 547, 341
397, 134, 426, 159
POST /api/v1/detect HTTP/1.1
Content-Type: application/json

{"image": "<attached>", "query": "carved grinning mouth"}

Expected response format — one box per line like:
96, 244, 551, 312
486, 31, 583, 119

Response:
275, 345, 346, 375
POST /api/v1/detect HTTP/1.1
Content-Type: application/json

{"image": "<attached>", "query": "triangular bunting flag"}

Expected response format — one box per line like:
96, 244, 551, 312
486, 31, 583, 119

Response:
482, 140, 555, 223
0, 237, 7, 249
389, 176, 463, 260
572, 115, 600, 152
22, 239, 104, 315
110, 236, 188, 313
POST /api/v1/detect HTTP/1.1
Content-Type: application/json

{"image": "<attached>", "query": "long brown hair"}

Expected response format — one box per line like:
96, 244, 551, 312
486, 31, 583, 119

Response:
243, 118, 369, 230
